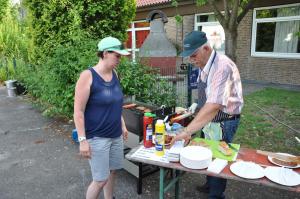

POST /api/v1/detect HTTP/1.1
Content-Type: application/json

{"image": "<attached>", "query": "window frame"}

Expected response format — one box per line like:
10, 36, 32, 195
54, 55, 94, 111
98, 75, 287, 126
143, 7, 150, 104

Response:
251, 3, 300, 59
126, 20, 150, 61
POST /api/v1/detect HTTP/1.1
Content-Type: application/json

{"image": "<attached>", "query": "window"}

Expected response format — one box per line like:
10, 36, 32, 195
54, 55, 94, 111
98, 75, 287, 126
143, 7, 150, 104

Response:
194, 13, 225, 54
251, 3, 300, 58
126, 21, 150, 61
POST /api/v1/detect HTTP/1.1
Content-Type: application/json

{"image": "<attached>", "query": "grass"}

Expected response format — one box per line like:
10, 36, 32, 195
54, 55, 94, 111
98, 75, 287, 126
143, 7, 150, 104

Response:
234, 87, 300, 155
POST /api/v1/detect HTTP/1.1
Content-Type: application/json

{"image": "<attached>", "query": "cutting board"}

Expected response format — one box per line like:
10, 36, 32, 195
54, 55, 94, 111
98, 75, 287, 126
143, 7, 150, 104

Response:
192, 138, 240, 161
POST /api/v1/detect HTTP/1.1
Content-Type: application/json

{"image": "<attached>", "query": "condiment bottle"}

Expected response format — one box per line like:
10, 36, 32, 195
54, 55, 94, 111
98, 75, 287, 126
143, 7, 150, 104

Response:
143, 112, 154, 148
155, 119, 165, 156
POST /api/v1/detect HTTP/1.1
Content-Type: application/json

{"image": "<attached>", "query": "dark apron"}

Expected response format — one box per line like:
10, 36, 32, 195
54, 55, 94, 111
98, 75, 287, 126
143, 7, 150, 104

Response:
197, 52, 232, 123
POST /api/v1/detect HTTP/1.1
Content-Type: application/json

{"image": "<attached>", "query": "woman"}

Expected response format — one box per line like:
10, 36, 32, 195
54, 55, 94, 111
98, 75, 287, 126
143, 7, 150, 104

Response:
74, 36, 129, 199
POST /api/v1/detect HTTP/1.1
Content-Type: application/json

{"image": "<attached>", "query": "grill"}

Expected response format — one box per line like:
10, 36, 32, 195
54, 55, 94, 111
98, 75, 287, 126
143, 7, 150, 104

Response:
122, 101, 174, 136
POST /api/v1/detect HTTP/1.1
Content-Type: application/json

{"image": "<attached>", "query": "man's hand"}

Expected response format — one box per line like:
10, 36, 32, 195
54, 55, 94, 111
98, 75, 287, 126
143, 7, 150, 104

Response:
170, 129, 191, 146
188, 103, 198, 114
79, 140, 91, 159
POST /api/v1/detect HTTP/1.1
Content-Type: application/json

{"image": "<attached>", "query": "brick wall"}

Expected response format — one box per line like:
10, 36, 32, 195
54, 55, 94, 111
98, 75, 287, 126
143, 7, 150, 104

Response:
163, 10, 300, 86
165, 15, 194, 51
237, 10, 300, 86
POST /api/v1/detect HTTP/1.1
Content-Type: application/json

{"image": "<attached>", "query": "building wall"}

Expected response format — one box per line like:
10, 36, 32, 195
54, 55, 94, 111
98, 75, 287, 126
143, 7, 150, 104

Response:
237, 10, 300, 86
164, 15, 194, 51
136, 0, 300, 86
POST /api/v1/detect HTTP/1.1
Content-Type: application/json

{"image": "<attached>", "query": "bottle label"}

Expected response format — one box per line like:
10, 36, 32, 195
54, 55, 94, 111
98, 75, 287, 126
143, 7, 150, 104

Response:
155, 133, 164, 151
146, 124, 152, 140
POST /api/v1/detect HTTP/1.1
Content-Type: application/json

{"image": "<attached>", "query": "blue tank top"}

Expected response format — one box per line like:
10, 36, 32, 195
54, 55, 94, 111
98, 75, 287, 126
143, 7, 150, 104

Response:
84, 68, 123, 139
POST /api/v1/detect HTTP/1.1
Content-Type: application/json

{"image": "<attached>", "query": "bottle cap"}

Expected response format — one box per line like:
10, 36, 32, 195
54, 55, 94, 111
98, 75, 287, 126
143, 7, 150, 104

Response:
156, 119, 164, 124
144, 112, 152, 117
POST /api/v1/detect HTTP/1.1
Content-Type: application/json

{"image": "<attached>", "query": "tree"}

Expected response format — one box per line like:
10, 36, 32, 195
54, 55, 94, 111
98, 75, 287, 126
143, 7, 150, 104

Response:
174, 0, 256, 62
196, 0, 256, 62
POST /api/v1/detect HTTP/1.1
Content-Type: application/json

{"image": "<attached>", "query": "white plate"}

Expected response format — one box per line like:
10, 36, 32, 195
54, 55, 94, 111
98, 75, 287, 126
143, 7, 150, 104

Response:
230, 161, 265, 179
268, 153, 300, 169
265, 166, 300, 186
180, 146, 212, 169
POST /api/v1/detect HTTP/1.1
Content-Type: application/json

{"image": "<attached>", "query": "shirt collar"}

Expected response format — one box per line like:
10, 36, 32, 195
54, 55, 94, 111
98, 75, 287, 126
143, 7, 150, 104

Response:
202, 50, 216, 75
197, 50, 216, 82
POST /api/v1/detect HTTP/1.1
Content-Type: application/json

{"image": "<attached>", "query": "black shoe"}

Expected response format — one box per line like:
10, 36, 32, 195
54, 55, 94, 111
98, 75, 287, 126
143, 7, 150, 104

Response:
196, 183, 209, 193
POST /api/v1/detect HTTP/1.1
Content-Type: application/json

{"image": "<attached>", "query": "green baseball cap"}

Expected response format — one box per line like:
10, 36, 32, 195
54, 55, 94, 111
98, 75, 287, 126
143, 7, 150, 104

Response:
180, 31, 208, 57
98, 36, 130, 56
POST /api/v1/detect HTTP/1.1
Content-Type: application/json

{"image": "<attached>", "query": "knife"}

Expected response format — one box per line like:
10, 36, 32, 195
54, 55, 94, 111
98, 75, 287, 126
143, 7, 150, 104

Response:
256, 150, 300, 163
228, 143, 238, 152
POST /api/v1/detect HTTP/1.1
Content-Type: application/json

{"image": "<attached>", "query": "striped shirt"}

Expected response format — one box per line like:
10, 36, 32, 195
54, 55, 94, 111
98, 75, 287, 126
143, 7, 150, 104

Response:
198, 51, 243, 115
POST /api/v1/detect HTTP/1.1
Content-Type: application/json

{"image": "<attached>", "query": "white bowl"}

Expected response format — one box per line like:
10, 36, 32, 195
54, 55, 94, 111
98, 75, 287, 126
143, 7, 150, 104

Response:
180, 146, 212, 169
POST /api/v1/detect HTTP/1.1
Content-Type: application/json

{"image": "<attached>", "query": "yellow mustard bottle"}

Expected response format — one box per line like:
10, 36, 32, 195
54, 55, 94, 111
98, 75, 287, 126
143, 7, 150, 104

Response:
155, 119, 165, 156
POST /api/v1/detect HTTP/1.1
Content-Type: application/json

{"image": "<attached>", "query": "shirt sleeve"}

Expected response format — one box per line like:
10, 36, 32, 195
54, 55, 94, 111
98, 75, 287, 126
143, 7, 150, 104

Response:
206, 63, 231, 107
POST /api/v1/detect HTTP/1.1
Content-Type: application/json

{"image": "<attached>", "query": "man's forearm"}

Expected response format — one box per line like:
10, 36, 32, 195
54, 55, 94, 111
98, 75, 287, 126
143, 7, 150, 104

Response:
185, 103, 221, 135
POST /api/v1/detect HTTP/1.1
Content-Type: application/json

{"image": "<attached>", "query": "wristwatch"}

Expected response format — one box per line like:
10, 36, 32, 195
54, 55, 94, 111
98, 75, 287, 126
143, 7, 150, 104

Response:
78, 136, 86, 142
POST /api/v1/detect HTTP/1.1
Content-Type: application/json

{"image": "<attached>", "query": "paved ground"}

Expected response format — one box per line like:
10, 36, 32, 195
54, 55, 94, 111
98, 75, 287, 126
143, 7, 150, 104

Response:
0, 83, 299, 199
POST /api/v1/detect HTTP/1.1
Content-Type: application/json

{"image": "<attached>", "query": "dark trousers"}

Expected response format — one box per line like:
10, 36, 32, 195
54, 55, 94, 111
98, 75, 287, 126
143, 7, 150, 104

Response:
207, 118, 240, 199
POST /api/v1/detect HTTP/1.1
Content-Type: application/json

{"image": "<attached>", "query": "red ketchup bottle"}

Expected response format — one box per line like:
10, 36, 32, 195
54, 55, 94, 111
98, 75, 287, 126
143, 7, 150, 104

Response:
143, 112, 154, 148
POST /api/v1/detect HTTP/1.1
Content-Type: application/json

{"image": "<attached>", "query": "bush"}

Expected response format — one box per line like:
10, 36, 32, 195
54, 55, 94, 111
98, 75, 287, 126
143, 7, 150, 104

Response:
16, 34, 98, 117
24, 0, 136, 59
117, 59, 176, 107
0, 0, 9, 22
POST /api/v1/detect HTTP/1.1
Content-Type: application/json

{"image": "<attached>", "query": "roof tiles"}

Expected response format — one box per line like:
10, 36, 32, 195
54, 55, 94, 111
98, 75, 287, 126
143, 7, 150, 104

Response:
137, 0, 171, 7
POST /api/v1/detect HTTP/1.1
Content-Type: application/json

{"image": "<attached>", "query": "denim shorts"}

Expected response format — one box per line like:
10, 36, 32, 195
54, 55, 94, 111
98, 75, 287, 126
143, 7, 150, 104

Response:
87, 136, 123, 181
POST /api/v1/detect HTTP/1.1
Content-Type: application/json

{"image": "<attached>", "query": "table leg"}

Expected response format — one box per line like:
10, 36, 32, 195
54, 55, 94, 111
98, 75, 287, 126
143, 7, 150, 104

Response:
159, 168, 165, 199
175, 170, 180, 199
137, 163, 142, 194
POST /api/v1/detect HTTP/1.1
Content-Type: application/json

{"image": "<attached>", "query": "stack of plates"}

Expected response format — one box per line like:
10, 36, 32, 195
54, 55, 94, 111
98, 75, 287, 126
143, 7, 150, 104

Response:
180, 146, 212, 169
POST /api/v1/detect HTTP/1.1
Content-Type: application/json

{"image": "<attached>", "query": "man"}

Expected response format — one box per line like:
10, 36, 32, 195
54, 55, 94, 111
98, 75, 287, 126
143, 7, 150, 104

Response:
171, 31, 243, 199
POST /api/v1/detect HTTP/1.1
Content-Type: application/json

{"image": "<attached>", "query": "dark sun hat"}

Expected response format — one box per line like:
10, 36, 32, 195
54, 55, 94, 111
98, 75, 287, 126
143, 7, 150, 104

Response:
180, 31, 208, 57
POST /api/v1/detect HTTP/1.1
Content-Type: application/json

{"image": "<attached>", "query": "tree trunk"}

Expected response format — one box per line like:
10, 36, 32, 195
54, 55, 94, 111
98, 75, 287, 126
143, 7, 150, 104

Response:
224, 28, 238, 62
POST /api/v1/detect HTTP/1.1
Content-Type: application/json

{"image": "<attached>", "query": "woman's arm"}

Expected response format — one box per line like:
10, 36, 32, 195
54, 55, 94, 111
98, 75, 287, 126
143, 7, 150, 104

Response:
74, 70, 92, 158
121, 116, 128, 141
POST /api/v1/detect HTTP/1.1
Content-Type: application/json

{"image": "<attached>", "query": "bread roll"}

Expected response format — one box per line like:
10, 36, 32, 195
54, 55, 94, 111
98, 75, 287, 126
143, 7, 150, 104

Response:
218, 141, 232, 156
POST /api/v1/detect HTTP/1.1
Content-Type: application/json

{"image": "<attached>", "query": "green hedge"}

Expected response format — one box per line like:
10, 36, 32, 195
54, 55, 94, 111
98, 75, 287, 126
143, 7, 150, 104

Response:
24, 0, 136, 58
16, 34, 98, 117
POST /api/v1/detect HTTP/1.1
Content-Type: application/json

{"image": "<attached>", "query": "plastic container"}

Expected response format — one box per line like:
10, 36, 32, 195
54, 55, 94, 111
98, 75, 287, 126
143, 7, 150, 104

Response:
143, 112, 154, 148
72, 129, 79, 143
5, 80, 17, 89
155, 119, 165, 156
7, 87, 17, 97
